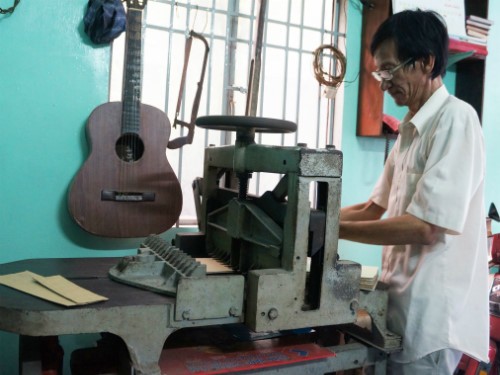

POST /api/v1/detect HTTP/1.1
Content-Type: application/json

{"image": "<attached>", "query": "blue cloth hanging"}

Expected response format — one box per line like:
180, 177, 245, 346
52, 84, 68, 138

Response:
84, 0, 126, 44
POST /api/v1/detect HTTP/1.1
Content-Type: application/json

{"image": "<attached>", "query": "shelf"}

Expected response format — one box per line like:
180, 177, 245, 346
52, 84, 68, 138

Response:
449, 38, 488, 60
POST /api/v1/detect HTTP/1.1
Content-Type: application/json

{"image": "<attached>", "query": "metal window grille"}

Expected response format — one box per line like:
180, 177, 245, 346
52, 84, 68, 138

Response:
109, 0, 347, 225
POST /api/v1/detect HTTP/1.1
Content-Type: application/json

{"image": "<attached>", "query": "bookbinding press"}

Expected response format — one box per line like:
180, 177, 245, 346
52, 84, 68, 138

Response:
109, 115, 402, 374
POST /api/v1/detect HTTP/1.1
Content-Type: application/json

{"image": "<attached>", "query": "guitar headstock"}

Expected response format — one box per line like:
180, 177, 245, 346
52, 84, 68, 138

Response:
126, 0, 147, 10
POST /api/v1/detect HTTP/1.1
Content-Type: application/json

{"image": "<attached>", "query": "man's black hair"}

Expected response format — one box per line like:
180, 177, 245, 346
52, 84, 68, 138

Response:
370, 9, 449, 79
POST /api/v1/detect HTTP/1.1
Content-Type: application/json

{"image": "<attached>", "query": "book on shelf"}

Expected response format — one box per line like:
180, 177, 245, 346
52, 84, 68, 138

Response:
451, 34, 487, 47
464, 35, 487, 46
467, 30, 488, 40
468, 14, 494, 27
466, 19, 492, 31
467, 25, 489, 36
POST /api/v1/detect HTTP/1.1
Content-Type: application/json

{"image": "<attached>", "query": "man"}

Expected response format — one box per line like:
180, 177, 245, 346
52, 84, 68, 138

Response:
340, 9, 489, 374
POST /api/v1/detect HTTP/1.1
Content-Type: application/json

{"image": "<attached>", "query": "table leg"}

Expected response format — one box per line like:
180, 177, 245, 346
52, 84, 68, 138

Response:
109, 306, 176, 375
118, 327, 177, 375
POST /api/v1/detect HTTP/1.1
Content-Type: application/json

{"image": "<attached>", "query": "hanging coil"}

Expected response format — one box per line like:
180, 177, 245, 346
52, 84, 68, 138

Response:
312, 44, 347, 88
0, 0, 20, 14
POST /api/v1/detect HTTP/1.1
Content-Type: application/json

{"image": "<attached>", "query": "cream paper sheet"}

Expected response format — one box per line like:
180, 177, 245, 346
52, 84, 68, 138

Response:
0, 271, 108, 307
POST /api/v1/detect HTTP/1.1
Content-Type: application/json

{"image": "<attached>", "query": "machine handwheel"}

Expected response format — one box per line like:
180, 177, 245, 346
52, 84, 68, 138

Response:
195, 115, 297, 134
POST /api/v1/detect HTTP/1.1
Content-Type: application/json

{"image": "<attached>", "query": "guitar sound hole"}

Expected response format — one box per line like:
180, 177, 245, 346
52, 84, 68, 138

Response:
116, 133, 144, 162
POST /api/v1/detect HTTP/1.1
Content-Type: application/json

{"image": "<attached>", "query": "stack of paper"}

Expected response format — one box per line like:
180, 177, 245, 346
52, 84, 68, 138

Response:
360, 265, 379, 291
0, 271, 108, 307
196, 258, 233, 273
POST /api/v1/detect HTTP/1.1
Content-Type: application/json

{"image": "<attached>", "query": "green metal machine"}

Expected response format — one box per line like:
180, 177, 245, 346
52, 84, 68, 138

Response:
109, 115, 401, 374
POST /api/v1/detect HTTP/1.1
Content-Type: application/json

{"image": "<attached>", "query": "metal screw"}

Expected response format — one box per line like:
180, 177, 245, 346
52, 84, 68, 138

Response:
297, 142, 308, 148
268, 308, 279, 320
182, 310, 190, 320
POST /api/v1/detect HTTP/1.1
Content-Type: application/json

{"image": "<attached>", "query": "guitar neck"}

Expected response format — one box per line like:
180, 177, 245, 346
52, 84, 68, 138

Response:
122, 7, 144, 134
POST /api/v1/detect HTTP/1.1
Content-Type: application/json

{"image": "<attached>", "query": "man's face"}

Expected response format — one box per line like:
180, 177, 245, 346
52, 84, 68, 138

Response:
373, 39, 430, 110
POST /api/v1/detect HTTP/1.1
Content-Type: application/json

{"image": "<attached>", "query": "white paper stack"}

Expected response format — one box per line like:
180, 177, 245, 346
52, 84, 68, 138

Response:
360, 265, 379, 291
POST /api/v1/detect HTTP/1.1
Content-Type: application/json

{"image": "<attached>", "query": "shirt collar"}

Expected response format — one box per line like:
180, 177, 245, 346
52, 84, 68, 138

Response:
403, 85, 450, 134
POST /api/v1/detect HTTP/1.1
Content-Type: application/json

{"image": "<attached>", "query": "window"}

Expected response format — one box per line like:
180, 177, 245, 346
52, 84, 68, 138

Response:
110, 0, 347, 224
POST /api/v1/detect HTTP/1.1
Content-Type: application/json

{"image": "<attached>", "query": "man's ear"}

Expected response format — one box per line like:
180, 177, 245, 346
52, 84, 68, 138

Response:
422, 55, 436, 74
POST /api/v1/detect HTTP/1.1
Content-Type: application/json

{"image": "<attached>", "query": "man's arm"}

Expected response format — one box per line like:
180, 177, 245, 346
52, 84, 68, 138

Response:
340, 212, 444, 246
340, 200, 386, 221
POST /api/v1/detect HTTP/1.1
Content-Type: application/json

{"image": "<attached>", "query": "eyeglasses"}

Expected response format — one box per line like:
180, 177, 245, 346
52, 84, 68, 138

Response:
371, 58, 413, 82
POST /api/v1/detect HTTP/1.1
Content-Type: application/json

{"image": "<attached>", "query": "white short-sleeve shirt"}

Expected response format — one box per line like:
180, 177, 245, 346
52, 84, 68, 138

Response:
370, 85, 489, 363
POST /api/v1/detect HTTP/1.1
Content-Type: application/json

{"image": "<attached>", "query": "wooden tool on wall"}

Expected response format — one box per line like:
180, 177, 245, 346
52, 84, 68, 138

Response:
68, 0, 208, 238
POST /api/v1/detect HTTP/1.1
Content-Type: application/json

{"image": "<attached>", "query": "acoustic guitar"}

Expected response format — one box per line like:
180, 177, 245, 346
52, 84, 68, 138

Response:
68, 0, 182, 238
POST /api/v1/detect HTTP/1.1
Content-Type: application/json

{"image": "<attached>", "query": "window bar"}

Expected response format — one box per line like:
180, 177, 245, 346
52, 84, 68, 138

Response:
251, 0, 269, 195
294, 0, 306, 146
223, 0, 239, 117
174, 0, 196, 196
281, 2, 293, 148
203, 0, 217, 148
315, 0, 328, 151
328, 0, 342, 147
163, 0, 176, 119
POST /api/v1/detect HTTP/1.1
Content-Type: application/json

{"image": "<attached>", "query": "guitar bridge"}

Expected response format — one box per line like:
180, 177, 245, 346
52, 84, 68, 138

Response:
101, 190, 155, 202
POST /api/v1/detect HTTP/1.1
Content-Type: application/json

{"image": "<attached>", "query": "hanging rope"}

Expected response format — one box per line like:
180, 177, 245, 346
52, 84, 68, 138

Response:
0, 0, 20, 14
312, 44, 347, 88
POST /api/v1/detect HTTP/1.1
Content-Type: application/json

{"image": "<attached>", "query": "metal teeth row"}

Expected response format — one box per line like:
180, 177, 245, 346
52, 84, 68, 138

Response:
166, 248, 206, 277
144, 235, 170, 253
143, 235, 206, 277
155, 245, 175, 258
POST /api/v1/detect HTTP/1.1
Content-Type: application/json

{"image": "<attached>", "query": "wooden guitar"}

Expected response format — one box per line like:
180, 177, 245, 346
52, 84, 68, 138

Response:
68, 0, 182, 238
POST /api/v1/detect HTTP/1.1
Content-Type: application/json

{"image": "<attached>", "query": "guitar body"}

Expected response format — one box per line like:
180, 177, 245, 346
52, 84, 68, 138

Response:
68, 102, 182, 237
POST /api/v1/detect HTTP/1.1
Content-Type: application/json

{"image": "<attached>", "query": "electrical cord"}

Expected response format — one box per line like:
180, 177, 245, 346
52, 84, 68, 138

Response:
312, 44, 347, 88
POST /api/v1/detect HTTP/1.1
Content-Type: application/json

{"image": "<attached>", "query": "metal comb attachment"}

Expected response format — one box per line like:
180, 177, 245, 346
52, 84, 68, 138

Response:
109, 235, 207, 296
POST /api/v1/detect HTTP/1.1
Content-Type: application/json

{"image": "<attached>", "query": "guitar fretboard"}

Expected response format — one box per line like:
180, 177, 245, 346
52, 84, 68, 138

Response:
122, 8, 143, 134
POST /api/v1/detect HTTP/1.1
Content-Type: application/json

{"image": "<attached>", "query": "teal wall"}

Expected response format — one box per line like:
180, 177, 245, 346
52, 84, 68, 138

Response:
0, 1, 171, 373
0, 1, 138, 263
1, 1, 500, 374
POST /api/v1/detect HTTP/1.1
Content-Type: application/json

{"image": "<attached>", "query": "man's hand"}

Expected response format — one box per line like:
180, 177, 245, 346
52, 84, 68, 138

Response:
340, 201, 444, 246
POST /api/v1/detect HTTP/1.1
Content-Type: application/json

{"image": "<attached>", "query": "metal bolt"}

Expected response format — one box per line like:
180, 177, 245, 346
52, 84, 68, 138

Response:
268, 308, 279, 320
326, 144, 336, 150
297, 142, 308, 148
350, 300, 359, 313
229, 307, 239, 317
182, 310, 190, 320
